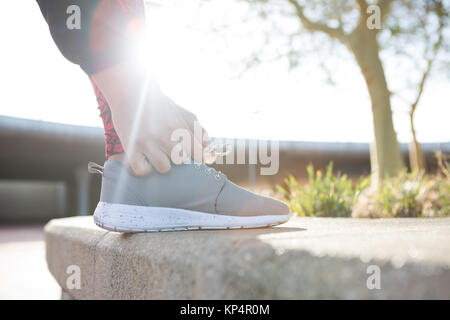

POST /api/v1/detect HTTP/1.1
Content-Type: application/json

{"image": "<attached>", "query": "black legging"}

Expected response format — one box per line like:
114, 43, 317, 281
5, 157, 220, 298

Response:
36, 0, 146, 75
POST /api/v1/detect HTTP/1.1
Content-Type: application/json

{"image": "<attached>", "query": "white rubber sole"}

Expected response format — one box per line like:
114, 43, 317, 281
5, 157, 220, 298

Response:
93, 201, 291, 233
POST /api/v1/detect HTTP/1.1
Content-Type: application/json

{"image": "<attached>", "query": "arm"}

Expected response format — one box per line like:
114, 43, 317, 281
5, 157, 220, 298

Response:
37, 0, 209, 174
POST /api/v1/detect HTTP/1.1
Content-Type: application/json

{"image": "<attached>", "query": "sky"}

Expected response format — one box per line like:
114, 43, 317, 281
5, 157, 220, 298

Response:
0, 1, 448, 143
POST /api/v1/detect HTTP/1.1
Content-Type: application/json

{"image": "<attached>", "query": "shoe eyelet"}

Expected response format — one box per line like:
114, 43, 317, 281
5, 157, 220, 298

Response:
215, 174, 221, 180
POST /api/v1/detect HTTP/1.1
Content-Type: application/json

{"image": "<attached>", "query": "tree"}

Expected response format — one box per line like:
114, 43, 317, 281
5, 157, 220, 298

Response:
387, 0, 449, 171
215, 0, 450, 181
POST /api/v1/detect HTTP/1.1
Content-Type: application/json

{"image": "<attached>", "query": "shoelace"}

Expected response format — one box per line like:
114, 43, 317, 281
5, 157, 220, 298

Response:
89, 160, 224, 181
204, 143, 231, 157
88, 142, 230, 180
198, 142, 230, 180
194, 162, 224, 181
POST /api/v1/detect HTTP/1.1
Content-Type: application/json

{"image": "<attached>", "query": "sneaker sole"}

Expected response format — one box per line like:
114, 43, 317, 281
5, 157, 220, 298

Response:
93, 201, 291, 233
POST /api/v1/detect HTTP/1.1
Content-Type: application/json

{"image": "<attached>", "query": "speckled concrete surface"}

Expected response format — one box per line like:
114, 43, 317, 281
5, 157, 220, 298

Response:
45, 216, 450, 299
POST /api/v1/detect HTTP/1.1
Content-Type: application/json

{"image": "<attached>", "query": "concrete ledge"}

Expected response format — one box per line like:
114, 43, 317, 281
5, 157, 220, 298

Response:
45, 216, 450, 299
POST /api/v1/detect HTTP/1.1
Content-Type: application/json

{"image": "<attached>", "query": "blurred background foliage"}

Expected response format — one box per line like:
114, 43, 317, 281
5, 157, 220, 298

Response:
277, 152, 450, 218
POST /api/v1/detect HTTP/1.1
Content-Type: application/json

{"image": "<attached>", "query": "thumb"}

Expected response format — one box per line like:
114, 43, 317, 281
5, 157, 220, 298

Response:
127, 151, 153, 176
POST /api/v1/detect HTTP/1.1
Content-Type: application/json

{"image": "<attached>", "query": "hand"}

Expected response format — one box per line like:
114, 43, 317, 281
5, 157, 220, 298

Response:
92, 63, 210, 175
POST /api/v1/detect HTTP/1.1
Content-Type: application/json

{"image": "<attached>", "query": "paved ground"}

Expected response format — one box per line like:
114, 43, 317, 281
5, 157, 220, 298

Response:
46, 216, 450, 299
0, 224, 60, 299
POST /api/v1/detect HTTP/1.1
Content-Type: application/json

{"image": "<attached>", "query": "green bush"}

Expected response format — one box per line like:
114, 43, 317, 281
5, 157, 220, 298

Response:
277, 162, 449, 218
374, 170, 425, 217
353, 170, 450, 218
276, 163, 370, 217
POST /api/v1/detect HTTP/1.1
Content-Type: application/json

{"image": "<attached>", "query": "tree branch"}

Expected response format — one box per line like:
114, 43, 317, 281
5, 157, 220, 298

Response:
377, 0, 393, 24
355, 0, 392, 31
356, 0, 368, 14
287, 0, 348, 43
355, 0, 368, 26
410, 2, 445, 117
408, 1, 446, 166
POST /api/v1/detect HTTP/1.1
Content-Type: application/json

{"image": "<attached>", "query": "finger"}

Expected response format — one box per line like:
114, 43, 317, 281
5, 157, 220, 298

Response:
177, 125, 205, 163
141, 143, 171, 174
164, 126, 202, 164
202, 130, 211, 147
128, 151, 153, 176
166, 117, 203, 163
180, 118, 207, 161
190, 134, 205, 163
178, 107, 210, 147
178, 106, 197, 128
192, 119, 209, 148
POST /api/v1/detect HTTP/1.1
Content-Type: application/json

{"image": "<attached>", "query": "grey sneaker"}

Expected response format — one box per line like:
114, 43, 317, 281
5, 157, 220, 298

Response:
91, 160, 290, 232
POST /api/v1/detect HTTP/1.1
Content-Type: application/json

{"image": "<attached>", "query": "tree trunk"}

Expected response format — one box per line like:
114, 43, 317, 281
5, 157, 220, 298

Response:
409, 111, 426, 171
348, 29, 404, 182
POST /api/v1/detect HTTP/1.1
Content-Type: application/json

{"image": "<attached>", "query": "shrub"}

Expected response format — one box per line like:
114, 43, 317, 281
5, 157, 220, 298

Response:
277, 161, 449, 218
352, 170, 450, 218
276, 162, 370, 217
369, 170, 424, 217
